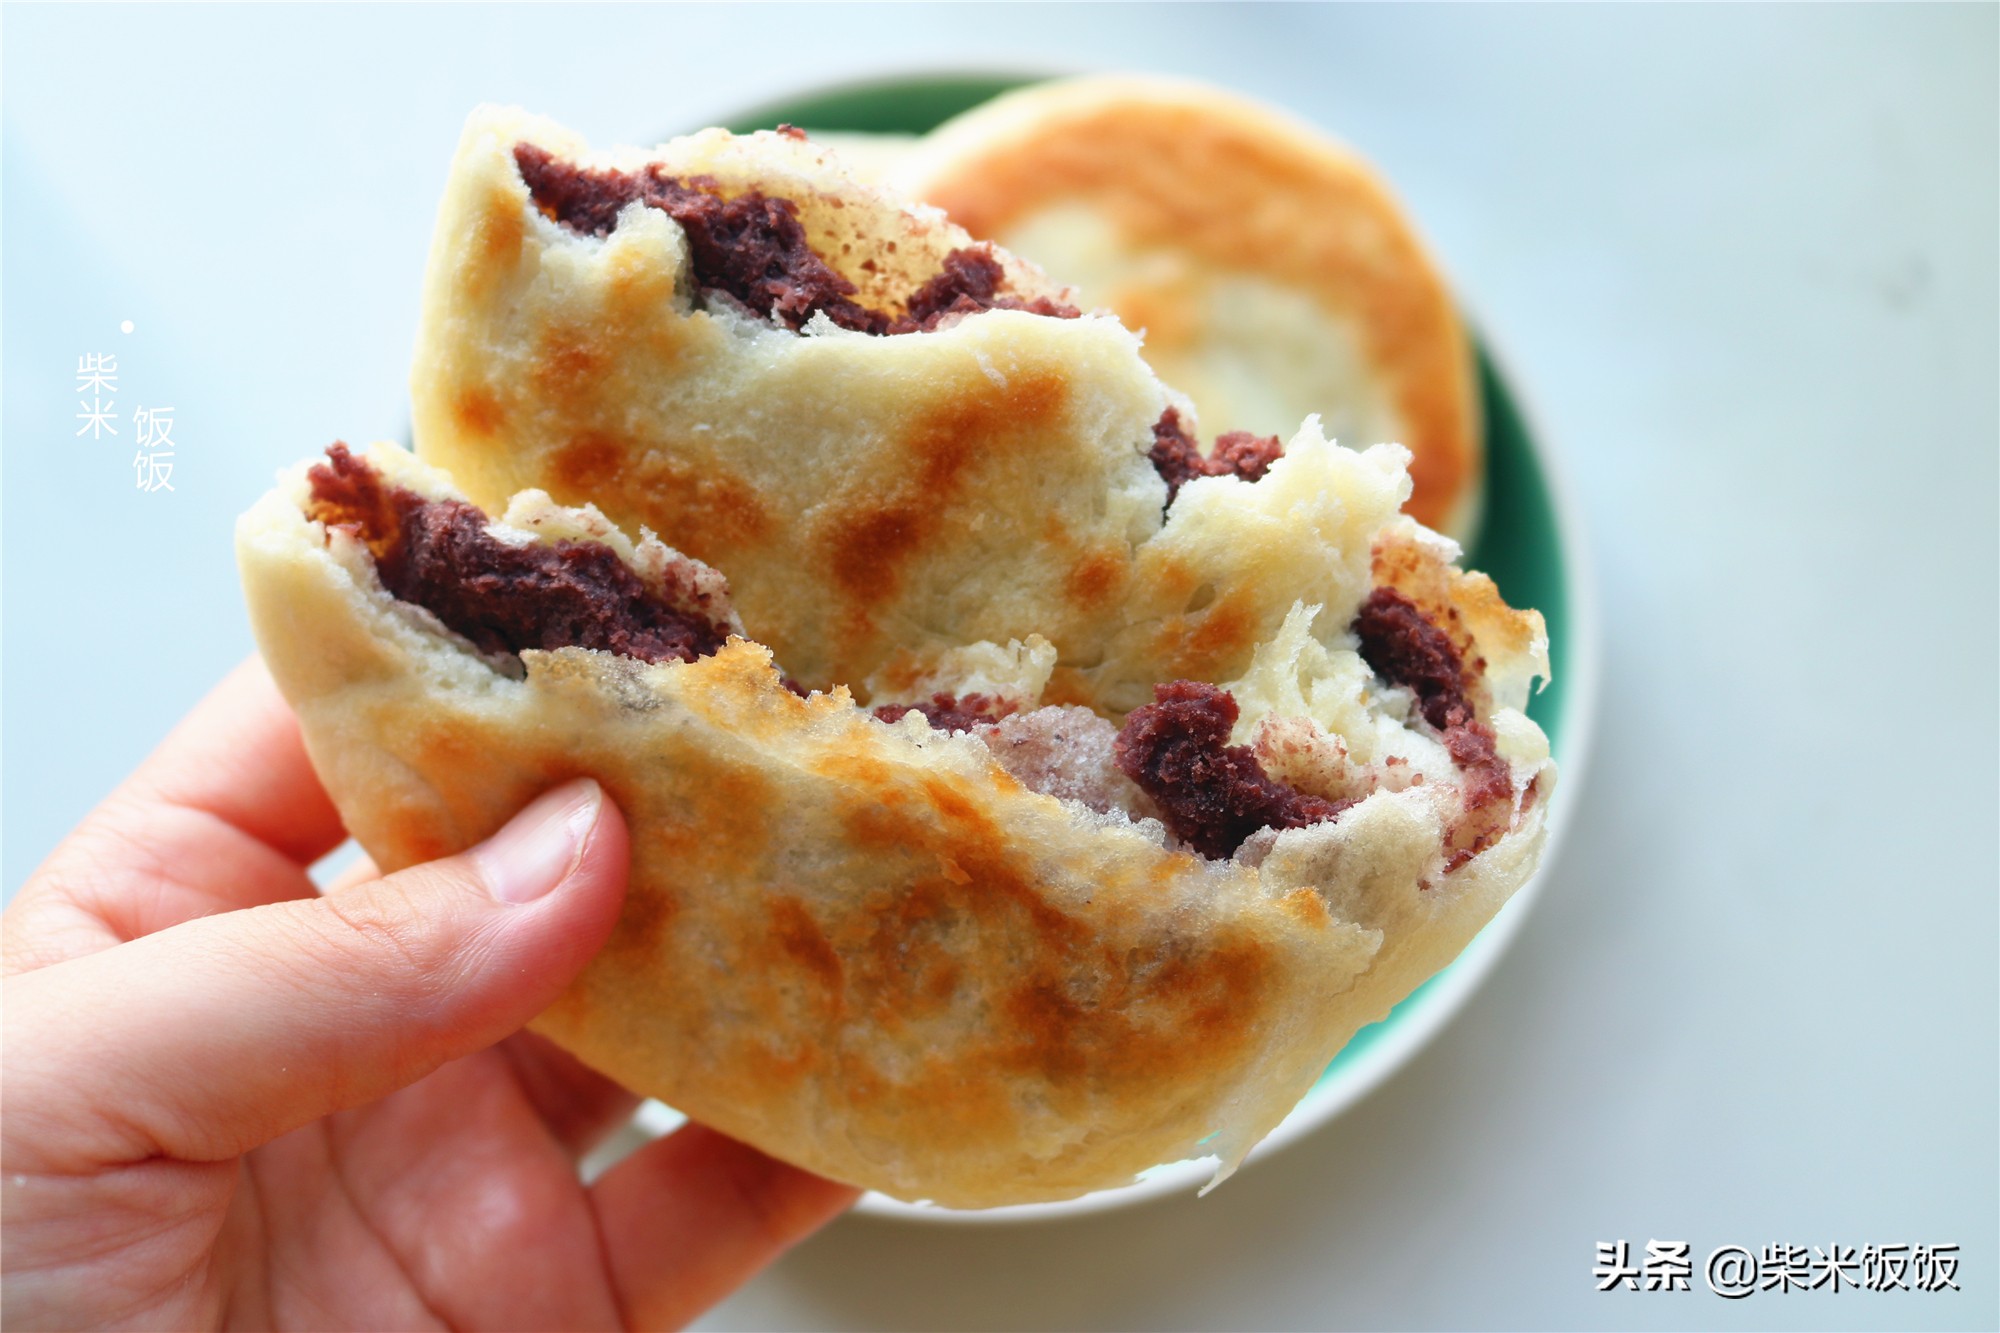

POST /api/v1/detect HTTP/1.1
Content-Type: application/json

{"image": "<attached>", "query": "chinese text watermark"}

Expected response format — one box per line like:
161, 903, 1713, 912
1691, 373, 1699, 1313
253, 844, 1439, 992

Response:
132, 404, 175, 492
76, 324, 176, 492
1595, 1240, 1959, 1298
75, 352, 118, 439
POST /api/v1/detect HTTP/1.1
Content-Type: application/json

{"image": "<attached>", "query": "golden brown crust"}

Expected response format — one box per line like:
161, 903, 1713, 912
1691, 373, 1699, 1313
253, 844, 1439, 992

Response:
897, 75, 1484, 539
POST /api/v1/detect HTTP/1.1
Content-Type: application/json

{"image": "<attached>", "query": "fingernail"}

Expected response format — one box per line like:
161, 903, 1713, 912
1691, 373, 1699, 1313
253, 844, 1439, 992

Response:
472, 778, 603, 904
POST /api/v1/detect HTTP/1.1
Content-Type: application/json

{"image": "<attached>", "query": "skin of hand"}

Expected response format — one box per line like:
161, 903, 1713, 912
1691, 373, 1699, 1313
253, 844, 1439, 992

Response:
0, 658, 858, 1331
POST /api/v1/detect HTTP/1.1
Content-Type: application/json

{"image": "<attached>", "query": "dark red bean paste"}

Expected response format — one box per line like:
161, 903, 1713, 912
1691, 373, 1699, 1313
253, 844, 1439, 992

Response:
306, 444, 732, 666
513, 142, 1078, 335
1114, 681, 1348, 859
1353, 587, 1514, 855
872, 692, 1017, 733
1353, 587, 1471, 733
898, 246, 1082, 330
1148, 408, 1285, 503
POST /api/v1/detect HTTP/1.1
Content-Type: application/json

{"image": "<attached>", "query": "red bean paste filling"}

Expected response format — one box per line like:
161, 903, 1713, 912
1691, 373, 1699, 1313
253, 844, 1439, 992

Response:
1353, 587, 1514, 863
872, 692, 1018, 732
1149, 408, 1285, 503
513, 142, 1079, 335
898, 247, 1081, 329
1114, 681, 1349, 859
306, 444, 732, 666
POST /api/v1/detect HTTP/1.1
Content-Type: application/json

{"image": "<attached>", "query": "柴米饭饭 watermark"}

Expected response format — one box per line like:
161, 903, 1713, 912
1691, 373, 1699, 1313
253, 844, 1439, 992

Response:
1594, 1240, 1959, 1298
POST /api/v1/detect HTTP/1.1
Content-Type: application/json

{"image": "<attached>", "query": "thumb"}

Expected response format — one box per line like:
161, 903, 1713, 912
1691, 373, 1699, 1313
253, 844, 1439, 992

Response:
4, 778, 628, 1169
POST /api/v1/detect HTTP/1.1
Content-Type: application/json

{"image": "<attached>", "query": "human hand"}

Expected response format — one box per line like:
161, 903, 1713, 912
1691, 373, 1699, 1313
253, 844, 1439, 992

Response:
1, 658, 857, 1331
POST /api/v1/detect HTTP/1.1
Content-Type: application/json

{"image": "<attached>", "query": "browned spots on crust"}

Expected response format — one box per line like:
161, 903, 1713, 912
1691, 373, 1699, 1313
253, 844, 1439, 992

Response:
378, 805, 458, 869
531, 323, 608, 402
791, 737, 1284, 1113
1109, 272, 1202, 350
822, 368, 1070, 611
947, 855, 1090, 963
1064, 545, 1128, 610
921, 958, 963, 1007
1401, 393, 1472, 534
452, 384, 505, 438
649, 462, 771, 559
1148, 556, 1202, 608
469, 182, 528, 293
1149, 938, 1267, 1043
854, 756, 1272, 1091
613, 884, 680, 959
550, 430, 771, 561
1369, 527, 1443, 595
604, 239, 686, 330
691, 767, 777, 847
771, 897, 844, 999
628, 762, 777, 894
551, 429, 626, 496
845, 876, 970, 1029
1145, 854, 1189, 896
918, 774, 982, 828
991, 927, 1270, 1098
1186, 591, 1254, 664
833, 800, 912, 860
828, 507, 926, 607
1280, 885, 1331, 928
377, 723, 512, 865
596, 245, 698, 373
1003, 981, 1093, 1081
830, 758, 1090, 957
815, 748, 904, 810
1146, 589, 1256, 683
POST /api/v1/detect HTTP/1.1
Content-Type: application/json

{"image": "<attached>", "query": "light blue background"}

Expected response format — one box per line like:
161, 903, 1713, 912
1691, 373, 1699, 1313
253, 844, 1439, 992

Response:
4, 5, 1995, 1330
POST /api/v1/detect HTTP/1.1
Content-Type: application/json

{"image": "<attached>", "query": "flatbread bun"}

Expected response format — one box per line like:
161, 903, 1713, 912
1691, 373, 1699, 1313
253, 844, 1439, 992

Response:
411, 104, 1474, 713
413, 105, 1160, 699
238, 435, 1551, 1209
893, 75, 1484, 540
243, 106, 1557, 1208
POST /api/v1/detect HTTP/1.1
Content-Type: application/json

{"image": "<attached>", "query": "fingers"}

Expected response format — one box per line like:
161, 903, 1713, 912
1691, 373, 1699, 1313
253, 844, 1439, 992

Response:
7, 659, 348, 975
499, 1031, 640, 1159
319, 848, 381, 896
121, 656, 347, 864
264, 854, 638, 1159
3, 780, 628, 1172
591, 1124, 858, 1330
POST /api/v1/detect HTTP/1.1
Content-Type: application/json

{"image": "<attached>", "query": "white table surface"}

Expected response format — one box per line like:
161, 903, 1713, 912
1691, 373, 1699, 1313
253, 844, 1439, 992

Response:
3, 6, 1993, 1330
